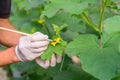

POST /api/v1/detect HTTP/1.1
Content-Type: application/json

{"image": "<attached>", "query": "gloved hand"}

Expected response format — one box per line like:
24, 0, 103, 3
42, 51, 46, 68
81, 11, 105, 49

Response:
35, 54, 62, 69
15, 32, 49, 62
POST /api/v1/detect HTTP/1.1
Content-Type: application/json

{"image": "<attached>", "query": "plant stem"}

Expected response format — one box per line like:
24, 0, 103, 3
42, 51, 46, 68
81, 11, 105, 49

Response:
99, 0, 109, 47
80, 13, 99, 32
43, 24, 51, 36
60, 54, 65, 72
99, 0, 108, 34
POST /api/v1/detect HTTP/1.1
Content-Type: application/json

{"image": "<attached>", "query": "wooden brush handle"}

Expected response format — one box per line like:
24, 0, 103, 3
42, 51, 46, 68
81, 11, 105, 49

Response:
0, 27, 30, 36
0, 27, 52, 41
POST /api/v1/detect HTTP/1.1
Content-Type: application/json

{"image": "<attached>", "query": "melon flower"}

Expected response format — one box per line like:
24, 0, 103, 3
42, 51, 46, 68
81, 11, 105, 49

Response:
38, 19, 45, 24
51, 37, 61, 46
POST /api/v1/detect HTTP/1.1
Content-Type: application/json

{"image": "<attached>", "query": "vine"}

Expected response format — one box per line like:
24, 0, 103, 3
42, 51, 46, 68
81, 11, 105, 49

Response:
99, 0, 110, 47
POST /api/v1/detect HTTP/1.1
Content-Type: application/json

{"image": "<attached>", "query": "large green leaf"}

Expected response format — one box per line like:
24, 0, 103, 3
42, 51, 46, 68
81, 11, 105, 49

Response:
15, 0, 45, 10
66, 34, 120, 80
103, 16, 120, 35
10, 8, 40, 28
61, 30, 79, 41
46, 13, 86, 33
66, 34, 98, 56
103, 15, 120, 52
41, 0, 88, 18
53, 64, 97, 80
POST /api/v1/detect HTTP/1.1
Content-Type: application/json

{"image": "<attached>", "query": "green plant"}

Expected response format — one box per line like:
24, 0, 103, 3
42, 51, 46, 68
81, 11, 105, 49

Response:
9, 0, 120, 80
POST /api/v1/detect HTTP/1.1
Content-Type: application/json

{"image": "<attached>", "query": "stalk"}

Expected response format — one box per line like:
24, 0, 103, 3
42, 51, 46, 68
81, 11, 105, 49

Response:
80, 13, 99, 32
43, 24, 51, 36
59, 54, 65, 72
99, 0, 109, 47
99, 0, 108, 33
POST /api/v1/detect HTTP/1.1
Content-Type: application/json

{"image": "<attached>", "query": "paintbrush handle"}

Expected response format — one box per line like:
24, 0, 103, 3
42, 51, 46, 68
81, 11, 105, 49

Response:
0, 27, 30, 36
0, 27, 52, 41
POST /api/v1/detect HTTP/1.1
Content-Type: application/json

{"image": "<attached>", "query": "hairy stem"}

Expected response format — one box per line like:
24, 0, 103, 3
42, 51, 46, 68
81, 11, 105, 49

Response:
99, 0, 109, 47
60, 54, 65, 72
99, 0, 107, 33
80, 13, 99, 32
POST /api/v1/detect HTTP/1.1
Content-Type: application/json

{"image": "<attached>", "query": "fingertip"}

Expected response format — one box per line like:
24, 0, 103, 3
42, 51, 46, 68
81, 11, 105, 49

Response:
34, 32, 42, 35
35, 58, 50, 69
56, 55, 62, 63
43, 60, 50, 69
50, 54, 56, 67
44, 35, 48, 39
50, 63, 56, 67
35, 58, 44, 67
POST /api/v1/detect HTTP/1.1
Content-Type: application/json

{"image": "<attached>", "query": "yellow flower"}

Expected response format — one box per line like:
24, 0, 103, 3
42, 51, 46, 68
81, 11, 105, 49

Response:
54, 37, 60, 43
51, 41, 56, 46
38, 19, 45, 24
51, 37, 61, 46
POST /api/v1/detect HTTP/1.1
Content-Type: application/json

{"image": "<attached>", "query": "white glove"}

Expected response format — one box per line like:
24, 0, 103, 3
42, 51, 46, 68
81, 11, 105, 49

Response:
15, 32, 49, 62
35, 54, 62, 69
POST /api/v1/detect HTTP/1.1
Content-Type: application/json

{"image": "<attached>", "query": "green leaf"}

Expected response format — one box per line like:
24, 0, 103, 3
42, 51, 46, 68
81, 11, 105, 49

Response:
66, 34, 120, 80
41, 45, 54, 60
10, 61, 38, 72
46, 13, 86, 33
60, 40, 67, 46
66, 34, 98, 56
54, 44, 63, 55
41, 0, 88, 18
61, 30, 79, 41
52, 24, 60, 36
20, 23, 33, 33
10, 8, 40, 29
15, 0, 45, 10
41, 43, 64, 60
103, 16, 120, 35
53, 64, 97, 80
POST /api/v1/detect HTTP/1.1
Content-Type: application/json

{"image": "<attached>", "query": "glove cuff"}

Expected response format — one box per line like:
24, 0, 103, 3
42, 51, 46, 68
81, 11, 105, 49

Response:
15, 46, 26, 62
